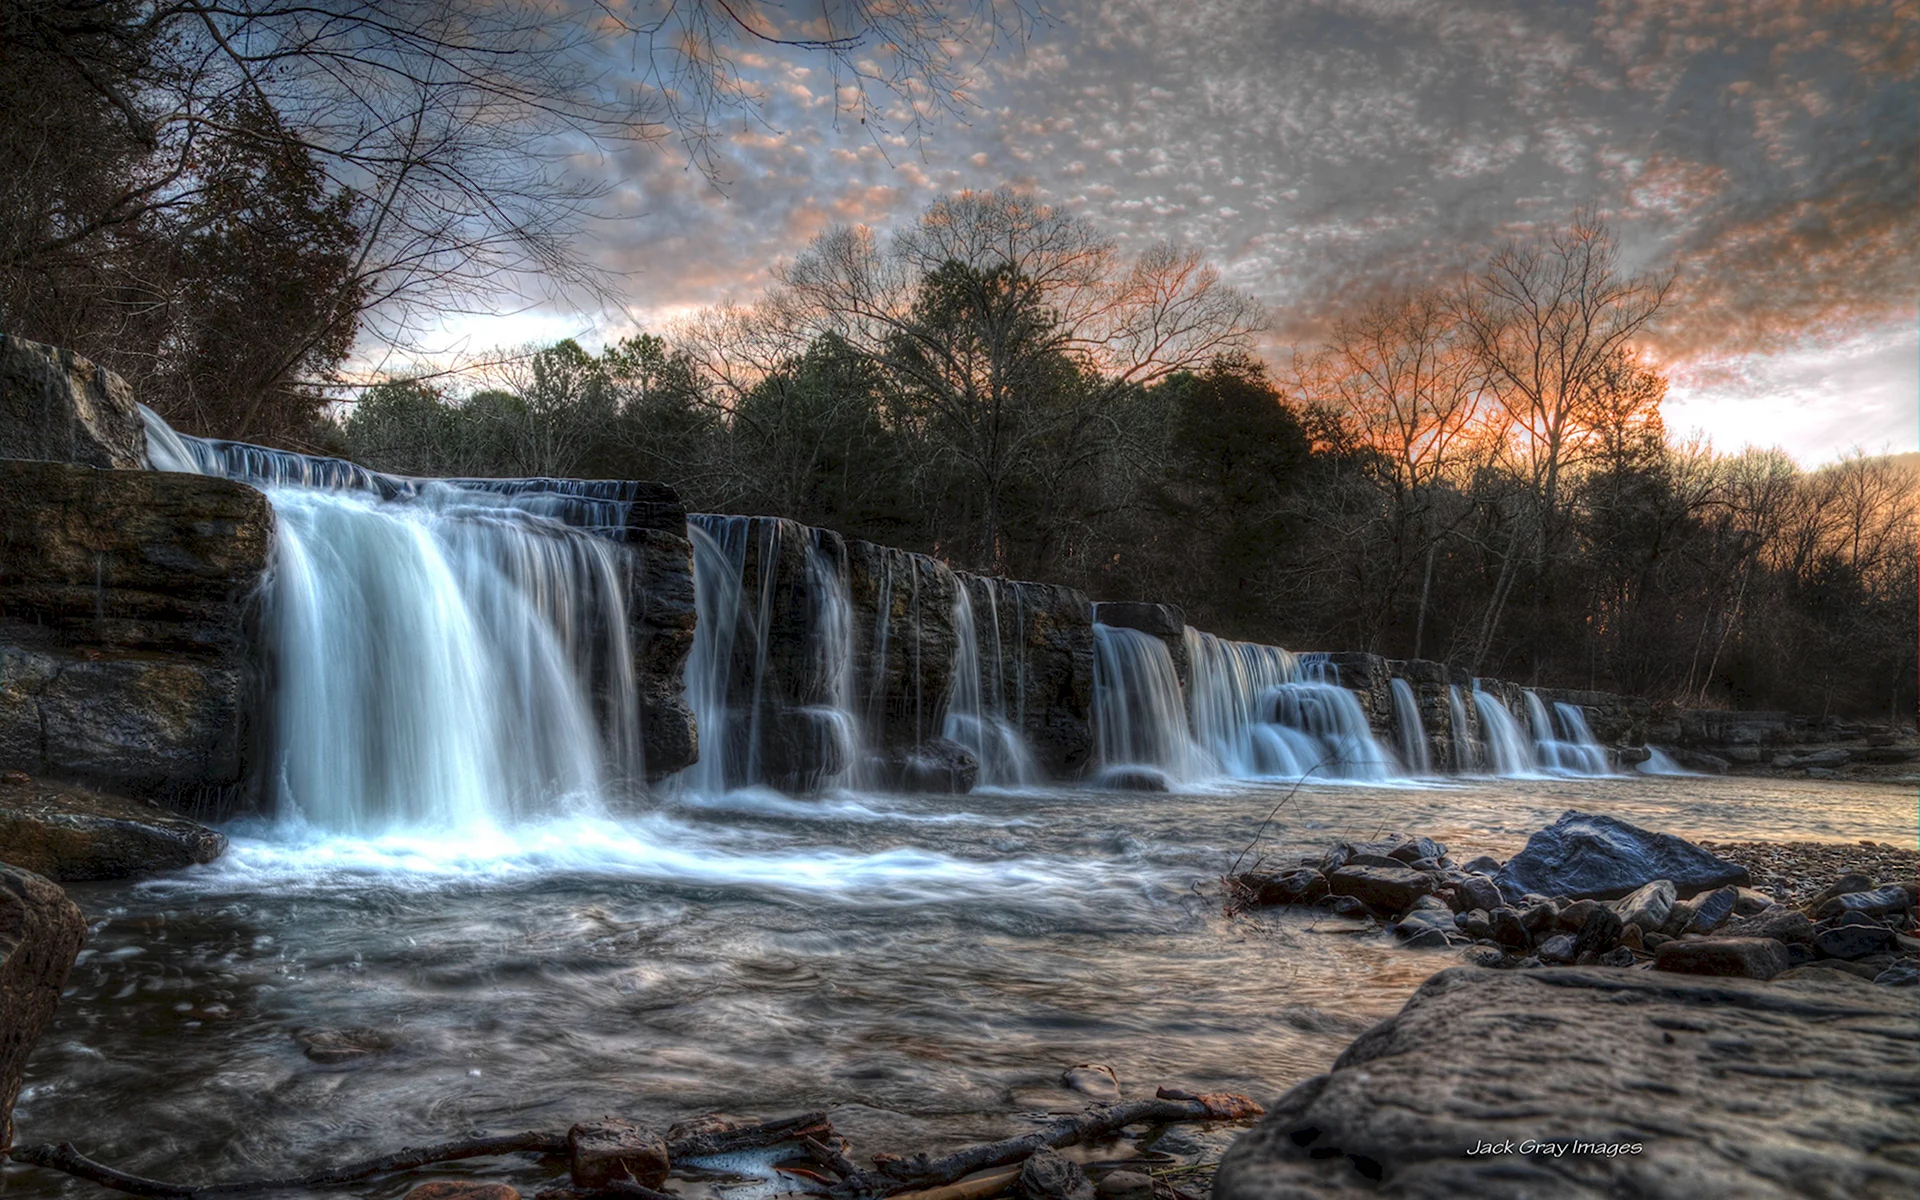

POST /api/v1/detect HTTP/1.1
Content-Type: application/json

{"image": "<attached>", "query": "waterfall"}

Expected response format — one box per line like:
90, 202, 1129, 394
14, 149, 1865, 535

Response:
1472, 685, 1536, 776
945, 585, 1036, 786
1184, 629, 1303, 776
142, 407, 639, 831
1518, 692, 1609, 775
1092, 625, 1199, 784
671, 514, 861, 794
1269, 656, 1400, 780
1389, 679, 1431, 775
1638, 747, 1691, 775
1447, 684, 1479, 772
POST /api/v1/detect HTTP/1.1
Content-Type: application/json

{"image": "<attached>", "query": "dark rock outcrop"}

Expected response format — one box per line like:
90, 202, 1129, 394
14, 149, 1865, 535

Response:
846, 539, 961, 761
961, 575, 1094, 779
0, 336, 148, 470
623, 518, 697, 780
0, 774, 225, 880
0, 460, 272, 811
1495, 811, 1749, 901
1, 864, 87, 1152
1215, 966, 1920, 1200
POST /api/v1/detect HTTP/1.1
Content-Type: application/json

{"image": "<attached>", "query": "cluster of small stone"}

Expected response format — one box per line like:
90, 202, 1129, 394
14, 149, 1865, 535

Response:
1232, 811, 1917, 987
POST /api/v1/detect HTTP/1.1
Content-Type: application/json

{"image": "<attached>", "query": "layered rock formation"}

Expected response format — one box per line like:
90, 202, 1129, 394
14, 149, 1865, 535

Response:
1093, 602, 1189, 693
846, 538, 962, 769
0, 459, 272, 812
1215, 966, 1920, 1200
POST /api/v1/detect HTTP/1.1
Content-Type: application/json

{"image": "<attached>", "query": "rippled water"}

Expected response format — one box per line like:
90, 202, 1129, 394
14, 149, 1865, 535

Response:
8, 775, 1911, 1198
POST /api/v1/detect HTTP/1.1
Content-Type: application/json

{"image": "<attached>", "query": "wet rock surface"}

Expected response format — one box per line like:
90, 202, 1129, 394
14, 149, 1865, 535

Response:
0, 460, 272, 811
960, 575, 1094, 779
0, 774, 226, 881
1214, 966, 1920, 1200
1494, 811, 1749, 901
1, 864, 88, 1151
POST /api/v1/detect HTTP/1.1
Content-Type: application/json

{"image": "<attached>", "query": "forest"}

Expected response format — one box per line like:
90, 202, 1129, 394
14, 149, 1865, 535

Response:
4, 0, 1913, 720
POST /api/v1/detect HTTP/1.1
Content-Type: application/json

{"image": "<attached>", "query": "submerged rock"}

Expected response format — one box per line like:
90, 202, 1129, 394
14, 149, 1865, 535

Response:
1018, 1149, 1096, 1200
1495, 811, 1749, 901
568, 1119, 669, 1191
1062, 1062, 1122, 1101
2, 864, 88, 1150
0, 776, 225, 881
1092, 765, 1172, 792
874, 736, 980, 794
1213, 966, 1920, 1200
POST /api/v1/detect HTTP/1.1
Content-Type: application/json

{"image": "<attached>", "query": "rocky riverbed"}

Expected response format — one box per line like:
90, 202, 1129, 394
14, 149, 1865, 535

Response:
1230, 809, 1918, 987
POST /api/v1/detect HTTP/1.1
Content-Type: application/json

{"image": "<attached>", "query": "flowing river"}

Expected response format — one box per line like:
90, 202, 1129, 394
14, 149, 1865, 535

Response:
8, 774, 1910, 1199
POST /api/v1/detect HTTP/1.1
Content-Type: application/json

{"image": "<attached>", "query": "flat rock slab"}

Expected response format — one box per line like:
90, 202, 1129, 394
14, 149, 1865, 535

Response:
0, 776, 226, 881
1496, 811, 1749, 901
1215, 966, 1920, 1200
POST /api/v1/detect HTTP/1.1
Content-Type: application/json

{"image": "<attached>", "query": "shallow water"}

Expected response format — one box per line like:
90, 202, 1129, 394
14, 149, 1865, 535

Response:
8, 775, 1912, 1198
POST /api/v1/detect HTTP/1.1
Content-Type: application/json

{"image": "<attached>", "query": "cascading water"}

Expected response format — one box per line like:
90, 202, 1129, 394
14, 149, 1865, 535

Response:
1091, 625, 1198, 784
945, 586, 1036, 786
672, 514, 861, 794
1638, 747, 1691, 775
1267, 656, 1400, 781
1447, 684, 1479, 773
142, 408, 640, 830
1517, 691, 1610, 775
1388, 679, 1432, 775
1183, 629, 1306, 775
1472, 685, 1536, 776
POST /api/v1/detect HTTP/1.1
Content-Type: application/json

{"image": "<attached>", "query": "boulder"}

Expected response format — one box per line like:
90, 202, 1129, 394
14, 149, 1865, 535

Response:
1327, 865, 1432, 914
1091, 765, 1172, 792
0, 336, 147, 469
874, 737, 980, 794
1388, 836, 1446, 863
1571, 905, 1624, 959
1213, 966, 1920, 1200
1653, 937, 1792, 981
0, 776, 225, 880
1613, 879, 1676, 932
1095, 1171, 1154, 1200
1813, 924, 1895, 961
1247, 868, 1328, 907
567, 1119, 669, 1191
1812, 887, 1911, 921
1061, 1063, 1122, 1101
1661, 886, 1738, 937
1454, 874, 1502, 914
1017, 1149, 1095, 1200
1495, 812, 1749, 901
2, 864, 88, 1151
1489, 907, 1530, 952
1721, 906, 1815, 944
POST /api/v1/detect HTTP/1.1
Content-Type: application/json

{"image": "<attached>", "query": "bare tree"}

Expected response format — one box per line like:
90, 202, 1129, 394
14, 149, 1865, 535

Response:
777, 188, 1265, 569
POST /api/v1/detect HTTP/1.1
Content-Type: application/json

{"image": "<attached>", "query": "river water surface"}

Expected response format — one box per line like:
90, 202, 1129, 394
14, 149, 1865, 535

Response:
8, 774, 1912, 1198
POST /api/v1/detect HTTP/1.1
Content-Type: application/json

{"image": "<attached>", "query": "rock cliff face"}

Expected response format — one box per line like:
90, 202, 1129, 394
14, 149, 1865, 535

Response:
621, 515, 698, 782
963, 576, 1094, 779
846, 539, 961, 759
0, 460, 272, 812
1386, 659, 1475, 770
0, 337, 148, 470
1, 864, 87, 1153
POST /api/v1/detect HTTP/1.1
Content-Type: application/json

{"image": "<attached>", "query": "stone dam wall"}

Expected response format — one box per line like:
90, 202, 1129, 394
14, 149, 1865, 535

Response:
0, 336, 1905, 811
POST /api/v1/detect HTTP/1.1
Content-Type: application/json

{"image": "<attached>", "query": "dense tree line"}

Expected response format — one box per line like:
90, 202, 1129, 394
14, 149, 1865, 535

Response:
340, 195, 1916, 720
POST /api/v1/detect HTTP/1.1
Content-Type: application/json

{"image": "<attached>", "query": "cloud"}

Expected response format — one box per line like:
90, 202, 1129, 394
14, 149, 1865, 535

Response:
402, 0, 1916, 464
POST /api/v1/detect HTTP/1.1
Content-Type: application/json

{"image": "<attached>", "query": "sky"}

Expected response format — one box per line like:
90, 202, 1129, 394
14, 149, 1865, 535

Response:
441, 0, 1919, 465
